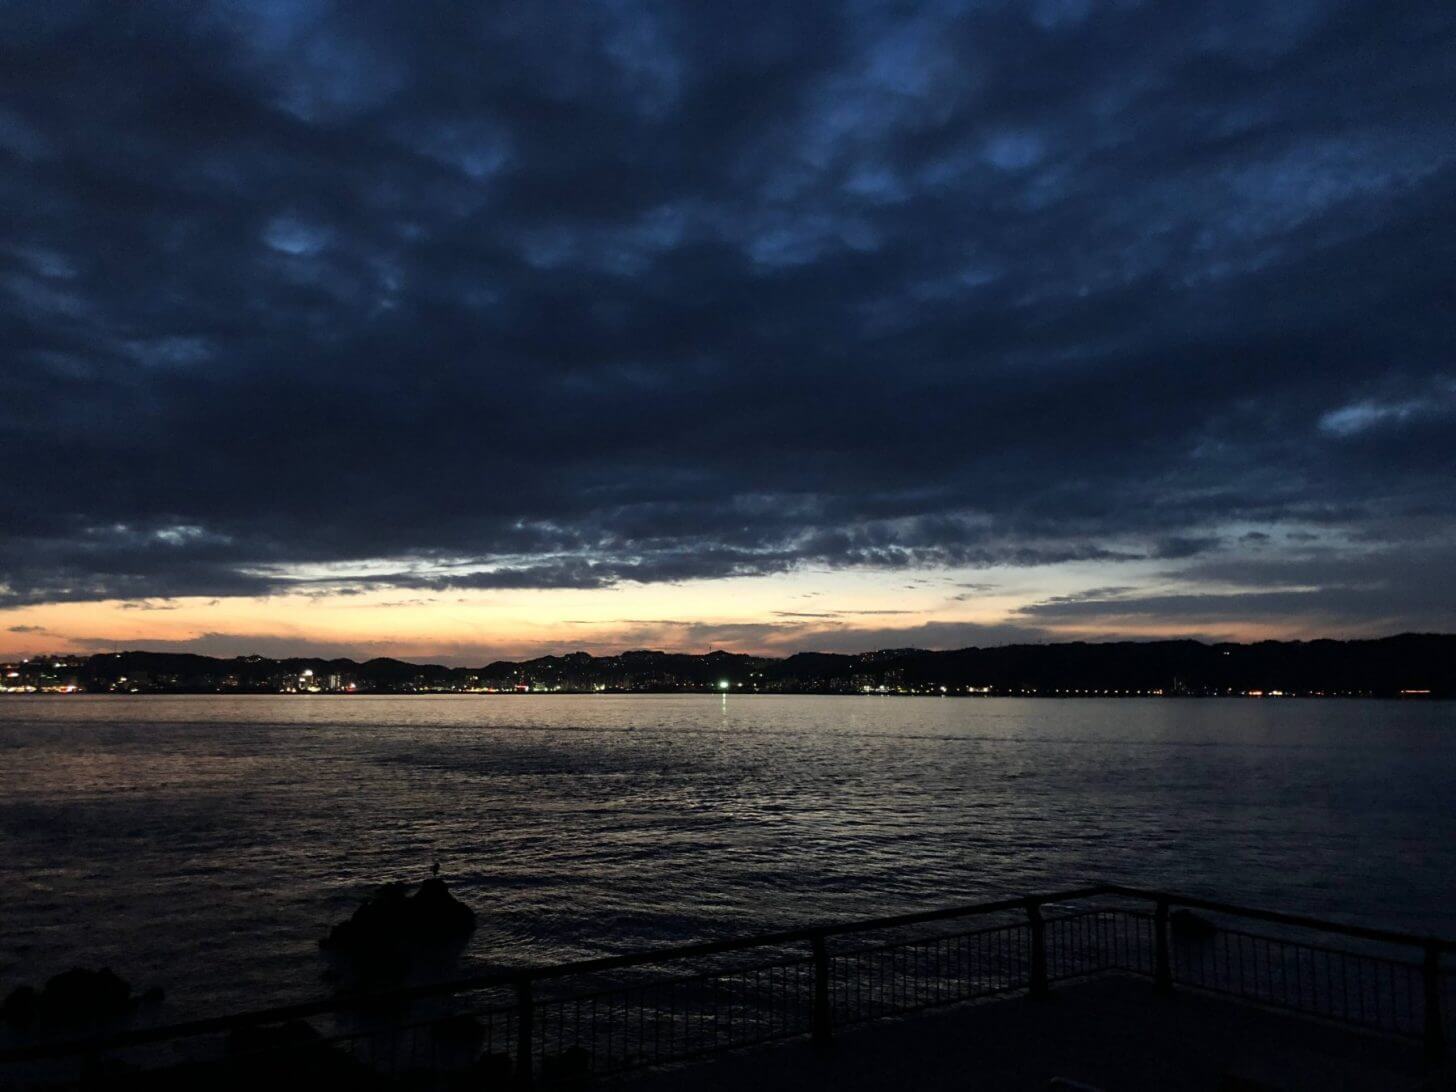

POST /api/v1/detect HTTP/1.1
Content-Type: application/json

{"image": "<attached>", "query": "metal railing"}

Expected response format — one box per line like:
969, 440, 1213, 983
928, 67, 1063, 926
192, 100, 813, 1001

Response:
1, 883, 1449, 1088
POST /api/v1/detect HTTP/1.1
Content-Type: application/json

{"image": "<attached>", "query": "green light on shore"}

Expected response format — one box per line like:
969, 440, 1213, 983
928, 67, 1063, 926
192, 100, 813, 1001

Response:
718, 680, 730, 690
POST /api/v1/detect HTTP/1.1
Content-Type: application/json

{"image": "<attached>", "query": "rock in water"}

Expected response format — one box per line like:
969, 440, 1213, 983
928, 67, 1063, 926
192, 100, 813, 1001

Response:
3, 969, 164, 1033
411, 878, 477, 943
321, 878, 476, 977
40, 967, 133, 1024
323, 882, 410, 953
2, 968, 136, 1028
1, 985, 38, 1028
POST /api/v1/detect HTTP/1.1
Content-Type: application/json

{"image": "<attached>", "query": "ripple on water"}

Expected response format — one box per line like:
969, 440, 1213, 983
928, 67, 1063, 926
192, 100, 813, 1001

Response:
0, 694, 1452, 1017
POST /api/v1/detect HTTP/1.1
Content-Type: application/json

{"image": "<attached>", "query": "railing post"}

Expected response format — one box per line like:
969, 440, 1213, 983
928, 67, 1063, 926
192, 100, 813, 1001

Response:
1425, 941, 1446, 1063
1154, 898, 1173, 995
811, 931, 833, 1045
515, 976, 535, 1089
1026, 898, 1049, 998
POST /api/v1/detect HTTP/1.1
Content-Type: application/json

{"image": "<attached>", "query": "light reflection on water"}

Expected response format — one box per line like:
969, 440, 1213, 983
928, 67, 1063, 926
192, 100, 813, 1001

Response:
0, 694, 1451, 1018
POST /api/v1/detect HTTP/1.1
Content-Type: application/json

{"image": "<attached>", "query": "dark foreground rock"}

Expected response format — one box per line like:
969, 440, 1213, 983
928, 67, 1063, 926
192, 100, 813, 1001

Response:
1170, 908, 1218, 940
225, 1018, 363, 1075
1, 967, 161, 1029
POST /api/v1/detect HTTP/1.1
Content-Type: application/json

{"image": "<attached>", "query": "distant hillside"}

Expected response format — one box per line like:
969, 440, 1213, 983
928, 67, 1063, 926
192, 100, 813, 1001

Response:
7, 634, 1452, 696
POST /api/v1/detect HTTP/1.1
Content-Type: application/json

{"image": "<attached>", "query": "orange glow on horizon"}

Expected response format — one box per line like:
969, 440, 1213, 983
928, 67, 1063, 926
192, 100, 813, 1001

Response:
0, 564, 1366, 664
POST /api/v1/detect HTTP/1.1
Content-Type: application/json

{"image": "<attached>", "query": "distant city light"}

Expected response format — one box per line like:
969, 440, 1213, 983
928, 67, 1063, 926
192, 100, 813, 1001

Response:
718, 680, 730, 690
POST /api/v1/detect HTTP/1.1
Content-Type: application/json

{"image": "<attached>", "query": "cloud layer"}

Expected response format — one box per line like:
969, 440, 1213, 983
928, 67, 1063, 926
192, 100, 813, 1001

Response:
3, 1, 1454, 641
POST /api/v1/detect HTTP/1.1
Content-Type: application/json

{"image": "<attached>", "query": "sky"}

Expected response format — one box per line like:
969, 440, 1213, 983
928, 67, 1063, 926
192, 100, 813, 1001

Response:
2, 1, 1454, 664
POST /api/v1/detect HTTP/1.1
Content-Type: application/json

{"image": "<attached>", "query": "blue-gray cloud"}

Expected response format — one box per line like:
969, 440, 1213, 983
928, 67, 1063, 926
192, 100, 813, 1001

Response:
2, 1, 1454, 629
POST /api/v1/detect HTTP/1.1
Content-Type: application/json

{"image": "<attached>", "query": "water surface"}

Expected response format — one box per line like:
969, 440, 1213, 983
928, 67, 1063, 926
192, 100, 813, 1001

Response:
1, 694, 1450, 1019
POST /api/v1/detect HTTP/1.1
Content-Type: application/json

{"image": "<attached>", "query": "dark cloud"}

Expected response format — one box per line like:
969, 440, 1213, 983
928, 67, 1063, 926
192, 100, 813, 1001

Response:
1151, 536, 1222, 561
1017, 538, 1456, 634
2, 1, 1454, 630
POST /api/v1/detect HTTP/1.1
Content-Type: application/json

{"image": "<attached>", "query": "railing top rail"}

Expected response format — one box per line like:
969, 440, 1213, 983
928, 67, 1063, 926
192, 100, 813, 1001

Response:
1102, 884, 1455, 952
2, 882, 1449, 1064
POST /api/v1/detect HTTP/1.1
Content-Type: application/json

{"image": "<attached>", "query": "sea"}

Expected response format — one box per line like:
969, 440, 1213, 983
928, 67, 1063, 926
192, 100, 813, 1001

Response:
1, 694, 1451, 1022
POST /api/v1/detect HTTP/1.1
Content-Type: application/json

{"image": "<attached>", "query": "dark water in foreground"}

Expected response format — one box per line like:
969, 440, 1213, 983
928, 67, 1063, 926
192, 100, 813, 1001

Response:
0, 694, 1451, 1021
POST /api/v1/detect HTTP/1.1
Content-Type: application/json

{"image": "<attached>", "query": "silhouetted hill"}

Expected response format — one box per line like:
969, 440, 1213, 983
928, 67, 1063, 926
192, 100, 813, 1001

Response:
18, 634, 1451, 696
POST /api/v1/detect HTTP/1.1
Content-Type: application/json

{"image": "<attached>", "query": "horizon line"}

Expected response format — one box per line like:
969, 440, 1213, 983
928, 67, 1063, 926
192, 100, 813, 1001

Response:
15, 630, 1453, 669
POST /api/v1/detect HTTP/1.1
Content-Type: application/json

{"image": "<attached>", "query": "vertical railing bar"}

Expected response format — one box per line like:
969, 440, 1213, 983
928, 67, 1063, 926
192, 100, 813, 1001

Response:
514, 977, 534, 1090
1404, 959, 1413, 1034
1245, 934, 1253, 1001
1340, 951, 1349, 1022
855, 949, 862, 1021
1424, 942, 1446, 1061
1241, 933, 1249, 999
1154, 898, 1172, 994
989, 927, 995, 992
1293, 939, 1302, 1012
934, 936, 941, 1004
1027, 898, 1049, 999
1318, 950, 1326, 1019
867, 943, 879, 1025
1357, 955, 1366, 1026
959, 932, 966, 1000
1385, 960, 1395, 1033
893, 943, 900, 1010
889, 944, 896, 1011
1316, 955, 1327, 1025
1223, 932, 1231, 998
885, 943, 896, 1013
773, 963, 780, 1038
984, 929, 991, 993
992, 926, 998, 992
